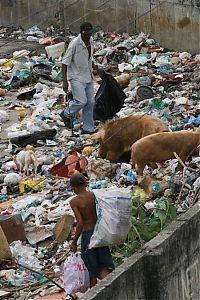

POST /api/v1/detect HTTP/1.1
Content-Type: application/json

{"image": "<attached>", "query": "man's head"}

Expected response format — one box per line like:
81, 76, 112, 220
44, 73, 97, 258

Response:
70, 173, 87, 194
80, 22, 93, 40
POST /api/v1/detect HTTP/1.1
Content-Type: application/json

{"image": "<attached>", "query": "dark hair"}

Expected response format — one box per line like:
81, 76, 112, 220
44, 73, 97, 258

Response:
70, 173, 87, 187
80, 22, 93, 32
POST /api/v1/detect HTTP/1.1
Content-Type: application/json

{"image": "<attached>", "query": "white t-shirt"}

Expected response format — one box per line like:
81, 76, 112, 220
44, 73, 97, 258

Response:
62, 34, 94, 83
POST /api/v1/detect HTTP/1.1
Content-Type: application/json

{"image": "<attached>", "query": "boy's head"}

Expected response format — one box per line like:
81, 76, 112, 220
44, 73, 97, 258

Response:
70, 173, 87, 194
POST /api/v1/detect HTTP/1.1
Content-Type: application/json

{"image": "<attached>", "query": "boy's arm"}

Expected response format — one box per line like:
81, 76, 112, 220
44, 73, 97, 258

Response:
70, 201, 83, 252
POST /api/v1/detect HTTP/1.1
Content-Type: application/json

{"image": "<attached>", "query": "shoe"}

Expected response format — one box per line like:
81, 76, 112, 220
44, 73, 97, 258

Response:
81, 129, 97, 135
60, 111, 73, 129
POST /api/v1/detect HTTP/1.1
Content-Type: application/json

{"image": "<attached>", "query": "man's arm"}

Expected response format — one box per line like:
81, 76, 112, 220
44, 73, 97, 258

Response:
62, 43, 74, 93
62, 64, 68, 93
92, 61, 98, 71
70, 200, 83, 252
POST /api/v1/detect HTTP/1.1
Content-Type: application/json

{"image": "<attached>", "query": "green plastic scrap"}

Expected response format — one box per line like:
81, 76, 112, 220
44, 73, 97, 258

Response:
33, 272, 48, 283
148, 98, 169, 110
56, 71, 63, 81
163, 114, 175, 120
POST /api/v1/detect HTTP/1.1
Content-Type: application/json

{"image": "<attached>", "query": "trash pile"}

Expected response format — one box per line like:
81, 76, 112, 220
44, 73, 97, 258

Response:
0, 26, 199, 299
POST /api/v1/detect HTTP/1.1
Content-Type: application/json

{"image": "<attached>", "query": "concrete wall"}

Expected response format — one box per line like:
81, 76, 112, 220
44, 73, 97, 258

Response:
82, 201, 200, 300
0, 0, 199, 53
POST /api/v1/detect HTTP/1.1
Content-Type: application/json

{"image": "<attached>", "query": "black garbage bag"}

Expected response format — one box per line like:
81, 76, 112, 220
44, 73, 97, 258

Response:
17, 88, 36, 100
10, 129, 57, 147
94, 72, 126, 121
33, 63, 52, 81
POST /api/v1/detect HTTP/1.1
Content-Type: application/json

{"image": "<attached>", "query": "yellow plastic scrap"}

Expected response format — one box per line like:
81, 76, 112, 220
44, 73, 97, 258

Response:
2, 52, 27, 67
82, 146, 94, 156
15, 106, 26, 111
2, 61, 13, 70
73, 170, 80, 175
19, 110, 27, 120
15, 107, 27, 120
25, 144, 34, 151
132, 187, 149, 202
0, 88, 7, 96
19, 178, 47, 193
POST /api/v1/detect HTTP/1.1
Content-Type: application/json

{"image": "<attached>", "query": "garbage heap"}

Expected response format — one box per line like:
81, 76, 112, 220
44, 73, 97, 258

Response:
0, 26, 199, 299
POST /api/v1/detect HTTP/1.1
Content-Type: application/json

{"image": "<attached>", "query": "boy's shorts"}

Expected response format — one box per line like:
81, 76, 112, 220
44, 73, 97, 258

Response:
81, 229, 114, 279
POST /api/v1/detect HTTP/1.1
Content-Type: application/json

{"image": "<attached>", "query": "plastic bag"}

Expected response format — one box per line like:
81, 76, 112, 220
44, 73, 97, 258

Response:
89, 187, 132, 248
94, 72, 126, 121
0, 110, 9, 124
64, 253, 90, 295
131, 54, 148, 67
19, 178, 47, 193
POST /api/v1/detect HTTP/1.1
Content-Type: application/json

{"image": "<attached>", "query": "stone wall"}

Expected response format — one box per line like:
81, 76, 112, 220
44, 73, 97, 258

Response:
81, 201, 200, 300
0, 0, 200, 53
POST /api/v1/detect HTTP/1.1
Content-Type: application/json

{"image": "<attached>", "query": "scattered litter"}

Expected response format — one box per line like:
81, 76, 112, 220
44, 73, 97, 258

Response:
0, 26, 199, 299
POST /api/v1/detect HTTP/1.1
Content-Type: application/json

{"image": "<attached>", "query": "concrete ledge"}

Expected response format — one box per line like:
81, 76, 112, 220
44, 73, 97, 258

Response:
81, 253, 147, 300
81, 201, 200, 300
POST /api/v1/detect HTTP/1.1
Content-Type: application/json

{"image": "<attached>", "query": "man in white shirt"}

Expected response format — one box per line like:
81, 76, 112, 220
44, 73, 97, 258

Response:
61, 22, 98, 134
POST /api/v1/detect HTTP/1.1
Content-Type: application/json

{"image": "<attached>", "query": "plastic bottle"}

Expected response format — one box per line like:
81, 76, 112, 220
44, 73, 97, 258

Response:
152, 182, 161, 193
127, 169, 137, 183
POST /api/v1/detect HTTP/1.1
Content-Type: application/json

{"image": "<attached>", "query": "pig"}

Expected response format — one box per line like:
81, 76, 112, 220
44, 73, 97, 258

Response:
131, 130, 200, 175
13, 146, 39, 175
90, 114, 168, 162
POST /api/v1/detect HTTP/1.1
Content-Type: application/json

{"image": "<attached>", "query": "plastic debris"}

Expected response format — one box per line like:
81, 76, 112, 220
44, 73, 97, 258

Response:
0, 25, 199, 299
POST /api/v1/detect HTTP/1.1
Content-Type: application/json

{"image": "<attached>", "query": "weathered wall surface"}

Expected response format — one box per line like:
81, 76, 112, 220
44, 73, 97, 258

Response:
81, 201, 200, 300
0, 0, 200, 53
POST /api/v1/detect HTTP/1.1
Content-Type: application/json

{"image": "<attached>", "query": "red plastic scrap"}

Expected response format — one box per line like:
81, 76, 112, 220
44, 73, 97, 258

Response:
49, 152, 88, 178
0, 207, 13, 216
49, 157, 69, 177
148, 47, 164, 53
111, 32, 118, 38
163, 73, 184, 85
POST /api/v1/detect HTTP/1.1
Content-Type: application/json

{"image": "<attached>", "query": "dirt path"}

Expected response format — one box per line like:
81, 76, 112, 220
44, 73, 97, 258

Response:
0, 38, 44, 57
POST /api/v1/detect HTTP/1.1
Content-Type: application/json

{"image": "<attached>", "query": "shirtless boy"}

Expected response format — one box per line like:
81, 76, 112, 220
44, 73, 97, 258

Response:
69, 173, 114, 287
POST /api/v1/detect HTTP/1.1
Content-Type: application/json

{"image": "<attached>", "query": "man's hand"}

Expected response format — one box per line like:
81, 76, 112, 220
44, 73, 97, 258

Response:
70, 241, 77, 253
97, 68, 105, 79
63, 80, 69, 93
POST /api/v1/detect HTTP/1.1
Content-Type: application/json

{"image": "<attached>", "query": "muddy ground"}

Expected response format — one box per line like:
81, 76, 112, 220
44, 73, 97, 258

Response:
0, 38, 43, 57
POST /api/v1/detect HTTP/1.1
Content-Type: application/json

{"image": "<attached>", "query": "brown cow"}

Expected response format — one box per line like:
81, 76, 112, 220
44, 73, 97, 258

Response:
131, 130, 200, 175
90, 114, 168, 162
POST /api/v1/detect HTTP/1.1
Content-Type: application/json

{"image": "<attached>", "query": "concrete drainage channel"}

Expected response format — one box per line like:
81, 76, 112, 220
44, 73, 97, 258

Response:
82, 201, 200, 300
